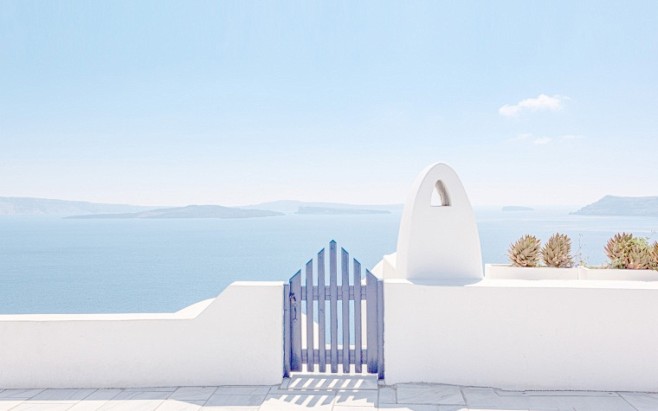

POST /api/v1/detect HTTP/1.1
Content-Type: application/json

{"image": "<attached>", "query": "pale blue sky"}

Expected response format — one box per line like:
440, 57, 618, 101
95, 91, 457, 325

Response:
1, 1, 657, 207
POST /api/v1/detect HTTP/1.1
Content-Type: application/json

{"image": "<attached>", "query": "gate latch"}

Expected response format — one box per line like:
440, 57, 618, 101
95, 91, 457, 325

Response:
289, 292, 297, 320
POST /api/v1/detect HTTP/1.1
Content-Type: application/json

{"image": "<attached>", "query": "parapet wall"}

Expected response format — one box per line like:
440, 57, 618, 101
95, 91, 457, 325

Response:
0, 281, 284, 388
384, 278, 658, 392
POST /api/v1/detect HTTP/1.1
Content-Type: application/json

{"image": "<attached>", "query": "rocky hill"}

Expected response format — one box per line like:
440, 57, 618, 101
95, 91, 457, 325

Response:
572, 195, 658, 217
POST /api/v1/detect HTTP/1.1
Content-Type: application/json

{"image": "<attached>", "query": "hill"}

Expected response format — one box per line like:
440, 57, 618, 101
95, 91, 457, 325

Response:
243, 200, 402, 214
296, 206, 390, 215
0, 197, 156, 216
66, 205, 283, 219
572, 195, 658, 217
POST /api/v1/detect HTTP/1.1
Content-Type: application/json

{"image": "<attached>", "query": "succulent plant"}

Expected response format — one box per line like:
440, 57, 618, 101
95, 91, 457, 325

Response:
604, 232, 634, 269
541, 233, 574, 268
605, 233, 654, 270
627, 240, 653, 270
508, 235, 541, 267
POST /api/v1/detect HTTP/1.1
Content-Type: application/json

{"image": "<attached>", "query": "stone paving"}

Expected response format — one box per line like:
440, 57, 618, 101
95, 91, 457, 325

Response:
2, 373, 658, 410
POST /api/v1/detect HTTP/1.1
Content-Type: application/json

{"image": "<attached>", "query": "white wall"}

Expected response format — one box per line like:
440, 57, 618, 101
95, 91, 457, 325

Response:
385, 278, 658, 392
0, 281, 283, 389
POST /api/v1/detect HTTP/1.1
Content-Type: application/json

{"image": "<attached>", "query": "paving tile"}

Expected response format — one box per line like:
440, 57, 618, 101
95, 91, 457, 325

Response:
97, 390, 170, 411
168, 388, 218, 402
204, 394, 266, 407
464, 408, 528, 411
552, 395, 637, 411
462, 387, 535, 409
258, 392, 334, 410
212, 387, 271, 396
10, 403, 74, 411
396, 384, 465, 406
67, 389, 124, 411
286, 374, 378, 391
156, 399, 205, 411
377, 404, 441, 411
0, 389, 44, 400
378, 387, 397, 405
333, 389, 377, 407
333, 407, 383, 411
619, 392, 658, 411
463, 387, 638, 411
125, 388, 178, 392
0, 401, 24, 411
31, 388, 97, 402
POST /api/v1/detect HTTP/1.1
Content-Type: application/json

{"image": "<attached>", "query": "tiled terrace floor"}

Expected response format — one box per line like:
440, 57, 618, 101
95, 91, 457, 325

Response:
2, 373, 658, 411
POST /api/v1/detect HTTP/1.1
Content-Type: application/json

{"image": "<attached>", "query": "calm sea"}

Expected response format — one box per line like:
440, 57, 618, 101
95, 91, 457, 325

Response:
1, 209, 657, 314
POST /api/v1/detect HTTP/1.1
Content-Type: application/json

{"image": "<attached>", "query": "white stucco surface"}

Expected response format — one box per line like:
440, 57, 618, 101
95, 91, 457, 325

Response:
384, 278, 658, 391
393, 163, 482, 282
0, 281, 284, 389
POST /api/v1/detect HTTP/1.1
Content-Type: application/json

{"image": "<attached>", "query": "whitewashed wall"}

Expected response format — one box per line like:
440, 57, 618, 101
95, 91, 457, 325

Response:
385, 278, 658, 392
0, 281, 283, 388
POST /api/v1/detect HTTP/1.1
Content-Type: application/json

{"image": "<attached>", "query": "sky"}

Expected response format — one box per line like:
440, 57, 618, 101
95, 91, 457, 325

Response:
1, 1, 657, 207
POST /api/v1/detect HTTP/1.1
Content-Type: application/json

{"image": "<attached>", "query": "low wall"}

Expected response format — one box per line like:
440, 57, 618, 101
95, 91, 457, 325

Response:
385, 278, 658, 392
0, 281, 284, 388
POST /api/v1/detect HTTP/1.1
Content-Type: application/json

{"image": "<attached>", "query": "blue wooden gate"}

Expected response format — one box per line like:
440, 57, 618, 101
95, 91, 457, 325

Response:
283, 241, 384, 378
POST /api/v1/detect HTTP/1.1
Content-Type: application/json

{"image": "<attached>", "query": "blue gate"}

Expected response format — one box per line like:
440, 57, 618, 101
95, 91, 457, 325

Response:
283, 241, 384, 378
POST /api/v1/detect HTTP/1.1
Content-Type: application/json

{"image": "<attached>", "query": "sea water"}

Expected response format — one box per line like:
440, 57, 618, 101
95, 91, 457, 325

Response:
1, 209, 657, 314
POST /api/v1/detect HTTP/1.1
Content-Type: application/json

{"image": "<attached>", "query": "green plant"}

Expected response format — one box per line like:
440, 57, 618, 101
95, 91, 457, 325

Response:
652, 241, 658, 270
541, 233, 574, 268
508, 235, 541, 267
604, 233, 654, 270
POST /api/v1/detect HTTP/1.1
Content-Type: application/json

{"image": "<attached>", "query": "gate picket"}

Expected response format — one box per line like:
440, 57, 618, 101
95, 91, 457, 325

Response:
329, 241, 338, 373
317, 248, 326, 372
305, 259, 314, 371
341, 248, 350, 371
366, 270, 378, 374
353, 259, 363, 373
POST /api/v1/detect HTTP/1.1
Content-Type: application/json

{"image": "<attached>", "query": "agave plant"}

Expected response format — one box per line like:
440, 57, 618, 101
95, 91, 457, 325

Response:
605, 233, 654, 270
508, 235, 541, 267
604, 233, 634, 269
541, 233, 574, 268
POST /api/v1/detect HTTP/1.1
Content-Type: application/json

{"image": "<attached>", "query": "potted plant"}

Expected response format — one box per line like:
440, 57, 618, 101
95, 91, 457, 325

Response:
579, 233, 658, 280
485, 233, 579, 280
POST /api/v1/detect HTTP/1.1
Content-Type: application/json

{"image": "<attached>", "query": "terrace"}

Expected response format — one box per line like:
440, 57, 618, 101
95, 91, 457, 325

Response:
2, 373, 656, 410
2, 163, 658, 409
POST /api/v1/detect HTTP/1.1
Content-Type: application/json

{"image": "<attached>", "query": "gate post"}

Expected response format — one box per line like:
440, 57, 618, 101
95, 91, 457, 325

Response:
283, 283, 291, 378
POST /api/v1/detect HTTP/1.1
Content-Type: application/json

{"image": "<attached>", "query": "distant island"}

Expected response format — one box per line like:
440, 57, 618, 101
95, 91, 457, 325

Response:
66, 205, 283, 219
0, 196, 157, 216
572, 195, 658, 217
0, 196, 402, 218
296, 206, 390, 215
502, 206, 534, 212
242, 200, 402, 214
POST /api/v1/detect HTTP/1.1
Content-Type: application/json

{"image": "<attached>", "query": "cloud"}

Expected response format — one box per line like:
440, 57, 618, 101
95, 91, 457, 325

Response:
499, 94, 565, 117
533, 137, 552, 145
508, 133, 583, 145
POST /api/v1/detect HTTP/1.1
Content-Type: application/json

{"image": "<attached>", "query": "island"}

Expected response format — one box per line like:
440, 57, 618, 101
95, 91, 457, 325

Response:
66, 205, 283, 219
0, 196, 156, 216
295, 206, 390, 215
242, 200, 402, 214
572, 195, 658, 217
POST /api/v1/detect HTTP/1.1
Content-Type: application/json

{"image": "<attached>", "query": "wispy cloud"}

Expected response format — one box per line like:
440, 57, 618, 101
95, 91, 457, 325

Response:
508, 133, 583, 145
499, 94, 566, 117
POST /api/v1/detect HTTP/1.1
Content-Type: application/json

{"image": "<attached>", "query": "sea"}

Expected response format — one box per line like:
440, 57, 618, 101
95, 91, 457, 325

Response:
1, 208, 657, 314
